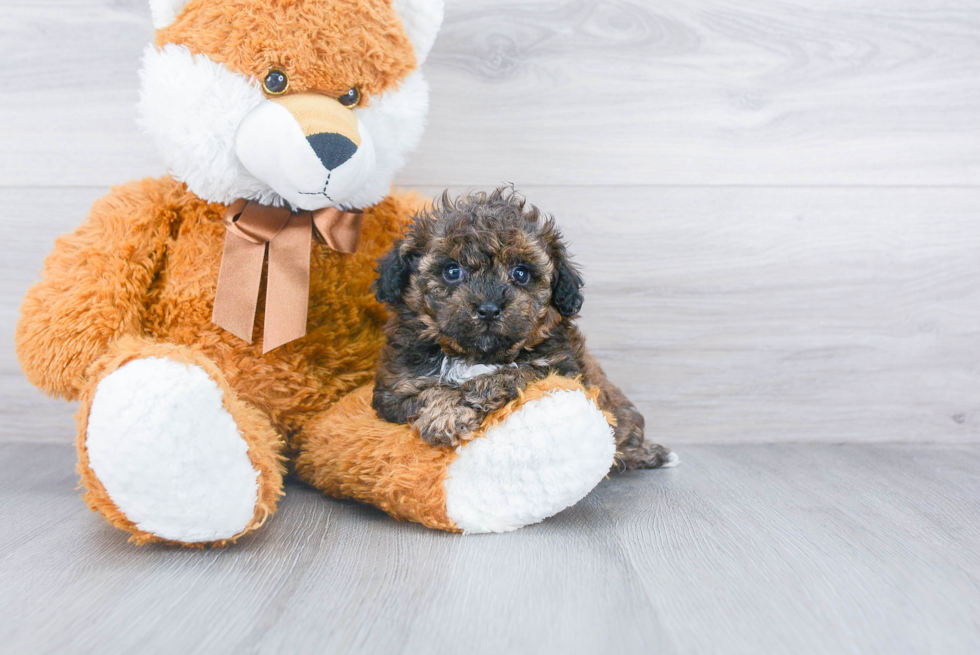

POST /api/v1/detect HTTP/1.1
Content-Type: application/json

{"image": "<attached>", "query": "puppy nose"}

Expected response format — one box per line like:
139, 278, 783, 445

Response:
306, 132, 358, 170
476, 303, 501, 321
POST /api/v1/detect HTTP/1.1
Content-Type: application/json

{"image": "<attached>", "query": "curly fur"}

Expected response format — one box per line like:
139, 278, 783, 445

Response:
371, 187, 673, 469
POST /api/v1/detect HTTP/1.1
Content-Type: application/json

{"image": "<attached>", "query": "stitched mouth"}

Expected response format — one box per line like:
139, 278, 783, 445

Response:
297, 172, 334, 201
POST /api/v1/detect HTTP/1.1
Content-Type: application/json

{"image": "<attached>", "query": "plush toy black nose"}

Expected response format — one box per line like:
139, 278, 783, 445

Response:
476, 303, 501, 321
306, 132, 358, 171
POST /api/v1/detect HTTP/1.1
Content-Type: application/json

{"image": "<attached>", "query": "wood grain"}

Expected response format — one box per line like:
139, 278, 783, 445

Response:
2, 442, 979, 654
1, 0, 978, 187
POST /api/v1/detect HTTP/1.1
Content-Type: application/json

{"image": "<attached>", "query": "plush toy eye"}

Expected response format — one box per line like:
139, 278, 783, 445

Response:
511, 265, 532, 285
338, 86, 361, 108
443, 263, 463, 283
263, 68, 289, 95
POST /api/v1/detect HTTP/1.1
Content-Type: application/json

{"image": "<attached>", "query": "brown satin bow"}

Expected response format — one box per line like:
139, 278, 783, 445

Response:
212, 199, 364, 353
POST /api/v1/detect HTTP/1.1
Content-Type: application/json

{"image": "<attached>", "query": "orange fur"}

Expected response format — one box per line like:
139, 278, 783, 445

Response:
294, 385, 461, 532
18, 176, 418, 434
158, 0, 416, 100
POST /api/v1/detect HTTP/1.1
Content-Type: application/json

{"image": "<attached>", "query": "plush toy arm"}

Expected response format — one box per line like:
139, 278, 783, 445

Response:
296, 376, 618, 534
16, 178, 174, 400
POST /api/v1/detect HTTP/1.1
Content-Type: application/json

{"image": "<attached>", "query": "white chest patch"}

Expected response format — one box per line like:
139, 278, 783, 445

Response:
439, 357, 504, 385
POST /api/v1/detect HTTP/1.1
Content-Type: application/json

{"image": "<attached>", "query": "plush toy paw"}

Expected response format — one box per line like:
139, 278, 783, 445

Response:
78, 345, 284, 546
444, 384, 616, 533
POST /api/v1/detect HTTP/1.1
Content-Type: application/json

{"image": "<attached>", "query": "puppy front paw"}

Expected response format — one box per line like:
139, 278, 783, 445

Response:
461, 370, 524, 413
413, 403, 483, 448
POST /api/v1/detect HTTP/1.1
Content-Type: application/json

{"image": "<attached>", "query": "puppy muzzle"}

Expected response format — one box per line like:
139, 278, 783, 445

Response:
235, 92, 377, 211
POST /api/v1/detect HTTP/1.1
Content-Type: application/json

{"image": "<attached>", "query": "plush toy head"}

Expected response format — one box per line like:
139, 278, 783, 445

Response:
139, 0, 443, 211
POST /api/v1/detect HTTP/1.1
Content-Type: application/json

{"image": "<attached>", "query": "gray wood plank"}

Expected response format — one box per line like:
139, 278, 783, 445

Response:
596, 445, 980, 654
4, 185, 979, 445
2, 442, 979, 654
1, 0, 978, 187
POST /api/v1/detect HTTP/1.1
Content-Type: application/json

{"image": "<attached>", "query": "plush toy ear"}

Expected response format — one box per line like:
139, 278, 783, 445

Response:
551, 251, 585, 317
392, 0, 444, 66
374, 242, 416, 306
149, 0, 191, 29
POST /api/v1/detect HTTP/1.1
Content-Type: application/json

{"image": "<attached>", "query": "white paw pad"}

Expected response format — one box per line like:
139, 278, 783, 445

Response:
86, 357, 259, 543
444, 389, 616, 534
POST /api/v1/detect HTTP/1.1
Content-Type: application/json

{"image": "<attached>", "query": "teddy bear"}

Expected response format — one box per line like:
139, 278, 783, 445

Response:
15, 0, 619, 546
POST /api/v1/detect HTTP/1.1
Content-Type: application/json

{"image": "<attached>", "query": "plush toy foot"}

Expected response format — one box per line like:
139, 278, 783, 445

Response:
295, 375, 616, 534
444, 377, 617, 533
77, 340, 284, 546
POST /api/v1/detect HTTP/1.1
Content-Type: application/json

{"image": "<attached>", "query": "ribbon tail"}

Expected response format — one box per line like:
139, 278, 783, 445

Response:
212, 231, 266, 344
263, 212, 313, 353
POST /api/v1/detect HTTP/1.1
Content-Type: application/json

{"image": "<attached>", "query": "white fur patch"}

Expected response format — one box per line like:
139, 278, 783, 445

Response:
86, 358, 260, 543
392, 0, 444, 65
664, 451, 681, 468
235, 102, 377, 211
149, 0, 190, 29
345, 70, 430, 209
444, 389, 616, 533
439, 357, 508, 385
138, 44, 274, 206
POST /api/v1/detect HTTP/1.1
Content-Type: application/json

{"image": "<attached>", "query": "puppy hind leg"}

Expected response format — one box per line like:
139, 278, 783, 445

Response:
610, 403, 678, 471
616, 429, 678, 470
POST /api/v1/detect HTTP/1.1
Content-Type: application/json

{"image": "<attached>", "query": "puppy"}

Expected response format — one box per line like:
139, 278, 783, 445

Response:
371, 188, 674, 470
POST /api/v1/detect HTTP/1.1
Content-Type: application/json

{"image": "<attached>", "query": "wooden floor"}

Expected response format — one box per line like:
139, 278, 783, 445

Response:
2, 0, 979, 653
2, 442, 979, 654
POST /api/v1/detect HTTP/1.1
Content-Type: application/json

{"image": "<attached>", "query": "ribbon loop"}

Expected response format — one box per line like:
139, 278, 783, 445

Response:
212, 200, 364, 353
312, 207, 364, 254
223, 201, 292, 245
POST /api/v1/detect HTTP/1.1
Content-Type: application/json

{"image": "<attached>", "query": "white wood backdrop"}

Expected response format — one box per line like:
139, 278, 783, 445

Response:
2, 0, 978, 444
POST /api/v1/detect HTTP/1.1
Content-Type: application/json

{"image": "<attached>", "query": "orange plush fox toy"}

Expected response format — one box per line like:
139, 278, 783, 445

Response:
16, 0, 618, 546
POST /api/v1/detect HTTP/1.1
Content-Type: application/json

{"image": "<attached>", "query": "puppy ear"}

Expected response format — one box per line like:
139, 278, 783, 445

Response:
552, 256, 585, 316
374, 242, 413, 306
540, 217, 584, 316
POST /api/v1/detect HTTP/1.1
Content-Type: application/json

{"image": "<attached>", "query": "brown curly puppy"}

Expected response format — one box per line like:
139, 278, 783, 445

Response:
371, 187, 674, 470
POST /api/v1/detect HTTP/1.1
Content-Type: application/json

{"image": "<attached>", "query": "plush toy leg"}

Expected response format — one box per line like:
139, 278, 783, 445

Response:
294, 375, 617, 533
76, 337, 285, 546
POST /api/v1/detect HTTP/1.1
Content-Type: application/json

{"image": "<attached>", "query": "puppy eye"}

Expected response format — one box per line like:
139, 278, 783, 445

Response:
510, 265, 532, 285
338, 86, 361, 108
443, 263, 464, 283
262, 68, 289, 95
